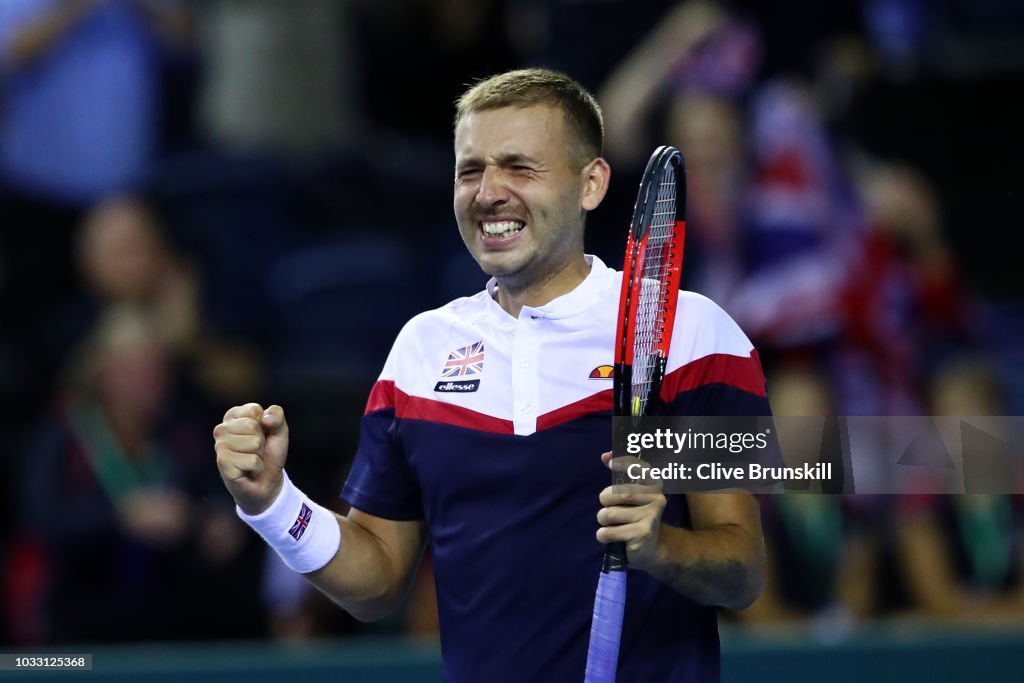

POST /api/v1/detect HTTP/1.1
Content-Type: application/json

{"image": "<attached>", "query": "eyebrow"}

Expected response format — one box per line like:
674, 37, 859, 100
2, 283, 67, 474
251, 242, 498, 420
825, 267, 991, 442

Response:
494, 153, 540, 167
456, 153, 541, 170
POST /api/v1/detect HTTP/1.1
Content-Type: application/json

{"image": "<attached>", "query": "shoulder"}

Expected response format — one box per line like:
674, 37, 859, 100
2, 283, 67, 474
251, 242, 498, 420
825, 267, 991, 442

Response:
379, 290, 493, 385
672, 290, 755, 361
390, 290, 491, 350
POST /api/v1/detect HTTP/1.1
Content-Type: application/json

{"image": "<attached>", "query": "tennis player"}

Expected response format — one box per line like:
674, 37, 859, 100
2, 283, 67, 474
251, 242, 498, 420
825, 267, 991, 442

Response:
215, 68, 769, 682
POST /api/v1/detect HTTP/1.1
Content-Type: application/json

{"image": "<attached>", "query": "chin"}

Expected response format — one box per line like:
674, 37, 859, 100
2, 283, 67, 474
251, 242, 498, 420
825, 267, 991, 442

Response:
477, 254, 528, 280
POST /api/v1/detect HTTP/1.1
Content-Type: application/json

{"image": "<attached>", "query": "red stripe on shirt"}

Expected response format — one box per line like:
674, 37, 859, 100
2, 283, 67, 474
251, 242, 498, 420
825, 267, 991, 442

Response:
364, 379, 514, 434
536, 389, 613, 431
401, 395, 515, 434
365, 379, 396, 413
659, 350, 767, 404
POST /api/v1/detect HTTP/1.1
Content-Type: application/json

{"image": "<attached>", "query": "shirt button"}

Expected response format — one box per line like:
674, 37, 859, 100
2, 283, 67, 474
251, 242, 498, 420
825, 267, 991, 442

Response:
520, 359, 529, 367
520, 404, 531, 413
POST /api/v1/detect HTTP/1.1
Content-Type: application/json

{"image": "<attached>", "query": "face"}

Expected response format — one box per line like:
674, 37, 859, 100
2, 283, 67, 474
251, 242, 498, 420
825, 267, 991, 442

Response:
80, 199, 164, 300
453, 105, 605, 289
668, 93, 741, 178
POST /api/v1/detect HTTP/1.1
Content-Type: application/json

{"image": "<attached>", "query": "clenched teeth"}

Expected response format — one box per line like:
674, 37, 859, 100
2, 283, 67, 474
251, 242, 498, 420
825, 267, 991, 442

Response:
481, 220, 525, 237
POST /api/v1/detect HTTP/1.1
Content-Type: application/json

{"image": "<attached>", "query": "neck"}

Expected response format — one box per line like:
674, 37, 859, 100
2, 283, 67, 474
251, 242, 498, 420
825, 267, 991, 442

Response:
495, 254, 590, 318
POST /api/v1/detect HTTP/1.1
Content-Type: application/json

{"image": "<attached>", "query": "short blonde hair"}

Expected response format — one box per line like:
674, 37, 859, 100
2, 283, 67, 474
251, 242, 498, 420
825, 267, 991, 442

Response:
455, 68, 604, 170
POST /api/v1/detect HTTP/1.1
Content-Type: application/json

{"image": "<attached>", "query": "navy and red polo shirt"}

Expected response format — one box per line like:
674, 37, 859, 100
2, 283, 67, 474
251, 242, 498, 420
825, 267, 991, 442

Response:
342, 256, 769, 682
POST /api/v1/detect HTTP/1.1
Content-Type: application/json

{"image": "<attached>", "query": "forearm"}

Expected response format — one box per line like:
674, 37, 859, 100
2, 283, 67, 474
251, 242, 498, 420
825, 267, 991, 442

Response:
599, 1, 724, 161
640, 521, 765, 610
215, 405, 426, 624
305, 514, 424, 622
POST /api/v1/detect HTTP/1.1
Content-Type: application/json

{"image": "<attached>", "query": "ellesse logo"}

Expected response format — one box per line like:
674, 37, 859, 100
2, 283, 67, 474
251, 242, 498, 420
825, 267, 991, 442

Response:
434, 380, 480, 393
589, 365, 614, 379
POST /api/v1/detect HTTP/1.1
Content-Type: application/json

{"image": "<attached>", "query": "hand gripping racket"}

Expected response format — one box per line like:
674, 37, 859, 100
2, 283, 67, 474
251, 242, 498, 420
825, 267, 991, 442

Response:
584, 146, 686, 683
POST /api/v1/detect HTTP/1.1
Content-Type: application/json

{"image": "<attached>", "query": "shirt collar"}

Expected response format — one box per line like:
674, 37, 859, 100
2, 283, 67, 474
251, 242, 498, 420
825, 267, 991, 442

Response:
484, 255, 613, 321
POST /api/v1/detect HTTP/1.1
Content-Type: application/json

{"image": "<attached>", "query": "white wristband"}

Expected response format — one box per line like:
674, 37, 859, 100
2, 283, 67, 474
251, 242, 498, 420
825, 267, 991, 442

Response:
236, 471, 341, 574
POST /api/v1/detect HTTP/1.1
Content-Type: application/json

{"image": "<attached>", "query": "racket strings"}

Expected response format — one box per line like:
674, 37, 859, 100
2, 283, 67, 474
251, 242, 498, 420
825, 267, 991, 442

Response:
630, 172, 678, 416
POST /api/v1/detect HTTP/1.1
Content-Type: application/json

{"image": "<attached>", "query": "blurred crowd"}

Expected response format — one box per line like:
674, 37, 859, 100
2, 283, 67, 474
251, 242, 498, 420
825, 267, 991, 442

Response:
1, 0, 1023, 647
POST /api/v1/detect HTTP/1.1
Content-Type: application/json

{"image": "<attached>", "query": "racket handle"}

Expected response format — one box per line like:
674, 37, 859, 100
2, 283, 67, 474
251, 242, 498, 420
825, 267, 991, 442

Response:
604, 541, 627, 571
584, 569, 627, 683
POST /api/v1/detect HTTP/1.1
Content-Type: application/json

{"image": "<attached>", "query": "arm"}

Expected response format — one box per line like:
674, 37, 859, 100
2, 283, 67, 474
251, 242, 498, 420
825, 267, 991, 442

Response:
306, 509, 427, 622
655, 492, 765, 609
895, 503, 1024, 620
597, 0, 725, 163
596, 451, 765, 609
214, 403, 426, 623
895, 512, 970, 617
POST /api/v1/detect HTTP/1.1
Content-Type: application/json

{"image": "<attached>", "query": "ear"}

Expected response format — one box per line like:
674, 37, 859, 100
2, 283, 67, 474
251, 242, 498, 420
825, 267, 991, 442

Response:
580, 157, 611, 212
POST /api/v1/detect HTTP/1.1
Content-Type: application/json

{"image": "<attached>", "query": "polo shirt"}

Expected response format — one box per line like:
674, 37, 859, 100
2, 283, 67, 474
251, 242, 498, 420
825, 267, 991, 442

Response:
342, 255, 769, 682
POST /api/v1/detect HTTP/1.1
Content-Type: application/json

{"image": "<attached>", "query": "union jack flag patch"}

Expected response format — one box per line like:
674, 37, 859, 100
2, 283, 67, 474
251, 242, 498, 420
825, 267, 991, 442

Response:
442, 340, 485, 377
289, 503, 312, 541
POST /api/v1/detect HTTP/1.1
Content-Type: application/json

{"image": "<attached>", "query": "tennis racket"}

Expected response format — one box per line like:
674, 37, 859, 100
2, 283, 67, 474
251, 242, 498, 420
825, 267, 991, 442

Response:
584, 145, 686, 683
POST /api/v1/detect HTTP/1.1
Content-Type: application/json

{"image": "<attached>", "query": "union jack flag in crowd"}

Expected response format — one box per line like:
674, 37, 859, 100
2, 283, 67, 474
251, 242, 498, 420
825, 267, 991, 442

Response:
442, 340, 485, 377
289, 503, 312, 541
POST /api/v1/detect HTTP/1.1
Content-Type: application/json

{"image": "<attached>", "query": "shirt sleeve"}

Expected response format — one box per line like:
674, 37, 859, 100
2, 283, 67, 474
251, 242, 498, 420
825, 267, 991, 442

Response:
660, 292, 771, 417
340, 323, 424, 520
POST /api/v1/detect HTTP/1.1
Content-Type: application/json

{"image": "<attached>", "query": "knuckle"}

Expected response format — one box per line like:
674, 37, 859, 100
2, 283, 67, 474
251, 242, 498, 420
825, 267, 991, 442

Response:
214, 448, 232, 468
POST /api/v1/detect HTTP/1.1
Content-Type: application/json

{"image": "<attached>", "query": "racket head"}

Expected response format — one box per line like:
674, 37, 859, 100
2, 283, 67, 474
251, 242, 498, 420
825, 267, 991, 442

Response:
613, 146, 687, 419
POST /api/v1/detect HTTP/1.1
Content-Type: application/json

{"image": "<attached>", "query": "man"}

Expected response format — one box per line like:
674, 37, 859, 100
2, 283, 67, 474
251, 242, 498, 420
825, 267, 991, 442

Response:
215, 69, 768, 681
0, 0, 191, 479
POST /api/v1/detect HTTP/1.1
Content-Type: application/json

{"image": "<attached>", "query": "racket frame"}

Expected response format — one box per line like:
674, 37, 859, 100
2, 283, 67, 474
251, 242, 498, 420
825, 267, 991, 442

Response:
606, 146, 686, 570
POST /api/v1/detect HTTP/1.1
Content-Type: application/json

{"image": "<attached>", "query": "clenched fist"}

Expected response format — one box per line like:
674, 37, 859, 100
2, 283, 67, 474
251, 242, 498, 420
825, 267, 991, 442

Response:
213, 403, 290, 515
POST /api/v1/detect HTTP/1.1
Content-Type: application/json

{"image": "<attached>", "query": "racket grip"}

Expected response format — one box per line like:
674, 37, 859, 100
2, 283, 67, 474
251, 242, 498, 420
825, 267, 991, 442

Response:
584, 569, 627, 683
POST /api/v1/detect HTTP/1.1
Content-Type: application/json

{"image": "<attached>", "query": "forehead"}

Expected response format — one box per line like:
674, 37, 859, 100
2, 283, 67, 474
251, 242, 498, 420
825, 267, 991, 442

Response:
454, 105, 571, 163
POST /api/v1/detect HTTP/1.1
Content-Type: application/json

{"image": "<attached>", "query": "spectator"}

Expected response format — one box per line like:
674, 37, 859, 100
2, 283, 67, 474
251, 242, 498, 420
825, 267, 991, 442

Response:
47, 194, 264, 406
20, 305, 264, 642
741, 364, 877, 625
838, 161, 970, 415
0, 0, 192, 456
891, 358, 1024, 620
599, 2, 861, 357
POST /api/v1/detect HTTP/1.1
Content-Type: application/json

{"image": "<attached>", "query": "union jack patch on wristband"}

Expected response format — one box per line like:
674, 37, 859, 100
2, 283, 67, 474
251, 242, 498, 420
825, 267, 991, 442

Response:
289, 503, 312, 541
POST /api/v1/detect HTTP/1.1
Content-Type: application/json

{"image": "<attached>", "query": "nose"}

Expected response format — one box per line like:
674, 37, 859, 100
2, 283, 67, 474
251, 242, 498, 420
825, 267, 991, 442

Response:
476, 166, 510, 208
